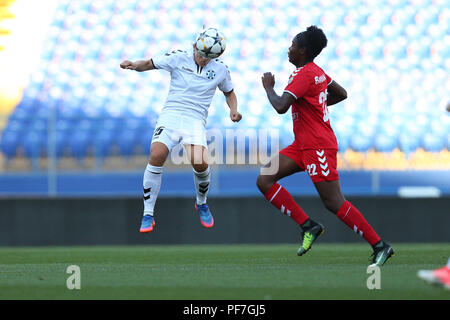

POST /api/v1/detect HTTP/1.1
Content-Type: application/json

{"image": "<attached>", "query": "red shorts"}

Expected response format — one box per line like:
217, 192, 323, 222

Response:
280, 142, 339, 183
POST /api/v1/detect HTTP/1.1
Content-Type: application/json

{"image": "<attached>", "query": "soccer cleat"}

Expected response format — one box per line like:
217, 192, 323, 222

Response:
140, 214, 155, 233
195, 203, 214, 228
369, 242, 394, 267
417, 264, 450, 290
297, 223, 324, 256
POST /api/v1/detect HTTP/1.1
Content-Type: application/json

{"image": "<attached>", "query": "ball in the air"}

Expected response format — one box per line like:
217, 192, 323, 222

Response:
195, 28, 226, 59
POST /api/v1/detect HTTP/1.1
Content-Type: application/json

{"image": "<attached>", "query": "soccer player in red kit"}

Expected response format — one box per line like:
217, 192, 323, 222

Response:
257, 26, 394, 266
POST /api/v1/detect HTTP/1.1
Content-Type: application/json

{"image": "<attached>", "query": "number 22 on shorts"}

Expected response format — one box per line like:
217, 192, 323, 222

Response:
307, 164, 317, 176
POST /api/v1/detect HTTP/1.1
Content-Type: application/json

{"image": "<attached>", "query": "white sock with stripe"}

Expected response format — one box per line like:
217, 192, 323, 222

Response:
193, 166, 210, 205
143, 164, 163, 216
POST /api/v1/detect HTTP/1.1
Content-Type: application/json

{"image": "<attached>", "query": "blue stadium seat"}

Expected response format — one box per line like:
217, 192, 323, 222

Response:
53, 130, 70, 157
399, 133, 421, 154
92, 128, 118, 159
8, 106, 32, 124
422, 133, 446, 152
117, 129, 138, 157
69, 130, 91, 160
0, 130, 21, 159
374, 134, 397, 152
21, 130, 46, 170
138, 129, 153, 156
350, 134, 373, 152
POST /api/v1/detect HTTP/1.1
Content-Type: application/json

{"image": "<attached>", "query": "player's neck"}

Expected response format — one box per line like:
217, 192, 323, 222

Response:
194, 59, 209, 68
296, 59, 313, 68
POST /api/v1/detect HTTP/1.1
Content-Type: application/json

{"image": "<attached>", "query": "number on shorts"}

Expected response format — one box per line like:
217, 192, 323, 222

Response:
307, 164, 317, 176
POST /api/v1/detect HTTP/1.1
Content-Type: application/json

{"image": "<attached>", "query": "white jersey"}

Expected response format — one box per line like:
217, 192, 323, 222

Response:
152, 49, 234, 128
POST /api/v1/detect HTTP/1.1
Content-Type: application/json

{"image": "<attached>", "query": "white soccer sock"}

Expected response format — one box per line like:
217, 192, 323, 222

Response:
193, 166, 210, 205
143, 164, 163, 216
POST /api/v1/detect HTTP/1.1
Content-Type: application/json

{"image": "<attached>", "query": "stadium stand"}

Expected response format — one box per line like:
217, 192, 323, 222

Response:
0, 0, 448, 172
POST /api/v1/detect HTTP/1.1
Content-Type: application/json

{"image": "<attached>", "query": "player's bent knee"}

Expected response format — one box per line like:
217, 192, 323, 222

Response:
192, 163, 209, 173
256, 174, 274, 194
149, 151, 167, 167
149, 143, 169, 166
322, 197, 342, 214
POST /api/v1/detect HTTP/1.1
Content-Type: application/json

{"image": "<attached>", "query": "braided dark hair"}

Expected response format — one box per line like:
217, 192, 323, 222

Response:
294, 26, 328, 60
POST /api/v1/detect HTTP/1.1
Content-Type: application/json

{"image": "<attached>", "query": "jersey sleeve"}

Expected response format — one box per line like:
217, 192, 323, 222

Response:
218, 67, 234, 93
284, 69, 313, 100
151, 50, 182, 72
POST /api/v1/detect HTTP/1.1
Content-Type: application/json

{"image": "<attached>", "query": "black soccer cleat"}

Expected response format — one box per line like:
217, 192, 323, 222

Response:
369, 241, 394, 267
297, 221, 325, 256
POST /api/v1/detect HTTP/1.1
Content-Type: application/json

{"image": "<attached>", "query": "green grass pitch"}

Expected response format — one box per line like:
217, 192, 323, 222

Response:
0, 243, 449, 300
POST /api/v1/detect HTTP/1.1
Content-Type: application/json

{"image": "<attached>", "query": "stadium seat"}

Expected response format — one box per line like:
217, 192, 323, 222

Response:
93, 130, 115, 159
138, 129, 153, 156
117, 129, 138, 157
350, 134, 373, 152
69, 130, 91, 160
0, 130, 21, 159
422, 133, 446, 152
398, 133, 421, 154
21, 130, 46, 170
374, 134, 398, 152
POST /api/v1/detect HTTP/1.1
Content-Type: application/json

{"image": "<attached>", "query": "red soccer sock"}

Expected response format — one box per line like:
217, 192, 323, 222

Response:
264, 183, 309, 226
336, 200, 381, 246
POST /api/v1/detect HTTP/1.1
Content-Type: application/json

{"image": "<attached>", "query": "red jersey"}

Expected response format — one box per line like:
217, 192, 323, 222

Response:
284, 62, 337, 150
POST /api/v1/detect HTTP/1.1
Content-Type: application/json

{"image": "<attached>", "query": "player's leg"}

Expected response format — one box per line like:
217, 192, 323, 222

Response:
256, 153, 308, 226
311, 149, 393, 266
140, 142, 169, 233
256, 153, 302, 194
184, 143, 214, 228
140, 125, 175, 233
314, 179, 379, 243
417, 258, 450, 289
185, 143, 210, 206
256, 152, 324, 255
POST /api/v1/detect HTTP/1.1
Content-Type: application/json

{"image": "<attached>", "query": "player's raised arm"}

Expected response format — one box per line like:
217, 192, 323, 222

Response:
223, 90, 242, 122
326, 80, 347, 106
120, 59, 155, 72
261, 72, 296, 114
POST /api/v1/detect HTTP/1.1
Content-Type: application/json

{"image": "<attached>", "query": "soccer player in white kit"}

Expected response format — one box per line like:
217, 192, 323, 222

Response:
120, 32, 242, 233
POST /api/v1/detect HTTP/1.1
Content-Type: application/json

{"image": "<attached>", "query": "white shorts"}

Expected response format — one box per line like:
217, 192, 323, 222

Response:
151, 114, 207, 151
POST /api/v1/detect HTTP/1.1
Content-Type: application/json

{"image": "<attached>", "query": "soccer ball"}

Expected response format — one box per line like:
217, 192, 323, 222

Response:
195, 28, 226, 59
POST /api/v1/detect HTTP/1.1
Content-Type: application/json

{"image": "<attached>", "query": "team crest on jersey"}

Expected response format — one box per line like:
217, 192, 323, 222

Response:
288, 75, 294, 84
288, 71, 297, 84
206, 69, 216, 80
288, 67, 302, 84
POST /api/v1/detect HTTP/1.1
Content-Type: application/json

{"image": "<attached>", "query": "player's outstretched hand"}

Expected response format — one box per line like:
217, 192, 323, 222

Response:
261, 72, 275, 91
120, 60, 136, 70
230, 111, 242, 122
